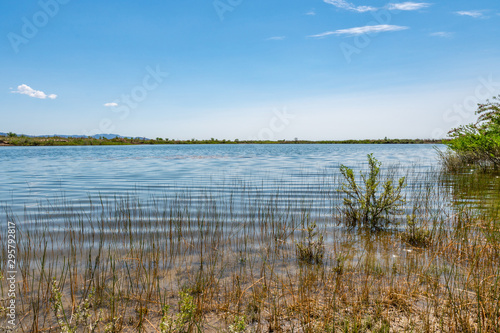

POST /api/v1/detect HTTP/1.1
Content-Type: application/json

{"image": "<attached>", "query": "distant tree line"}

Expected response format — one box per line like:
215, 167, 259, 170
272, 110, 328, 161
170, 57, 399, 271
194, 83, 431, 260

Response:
0, 134, 445, 146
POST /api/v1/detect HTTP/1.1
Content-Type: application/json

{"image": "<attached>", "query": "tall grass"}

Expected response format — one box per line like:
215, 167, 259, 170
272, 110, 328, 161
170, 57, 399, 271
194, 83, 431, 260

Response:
1, 166, 499, 332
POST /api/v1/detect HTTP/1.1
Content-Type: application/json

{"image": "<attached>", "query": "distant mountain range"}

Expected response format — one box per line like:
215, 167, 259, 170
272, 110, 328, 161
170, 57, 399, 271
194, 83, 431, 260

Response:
0, 132, 149, 140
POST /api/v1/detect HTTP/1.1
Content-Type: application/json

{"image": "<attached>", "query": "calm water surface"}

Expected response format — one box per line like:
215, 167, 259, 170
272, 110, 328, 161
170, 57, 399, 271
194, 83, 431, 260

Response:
1, 144, 445, 219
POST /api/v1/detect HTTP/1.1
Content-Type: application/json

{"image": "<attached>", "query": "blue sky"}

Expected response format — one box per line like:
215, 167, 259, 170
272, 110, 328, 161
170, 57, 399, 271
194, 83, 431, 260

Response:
1, 0, 500, 140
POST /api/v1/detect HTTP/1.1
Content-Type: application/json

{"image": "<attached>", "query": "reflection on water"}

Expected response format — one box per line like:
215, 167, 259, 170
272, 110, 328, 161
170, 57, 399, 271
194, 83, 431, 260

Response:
1, 144, 443, 217
441, 171, 500, 219
2, 143, 498, 228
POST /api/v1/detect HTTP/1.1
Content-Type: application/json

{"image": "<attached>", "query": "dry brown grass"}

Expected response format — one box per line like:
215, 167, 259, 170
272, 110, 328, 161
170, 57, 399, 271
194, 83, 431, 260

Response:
1, 170, 499, 332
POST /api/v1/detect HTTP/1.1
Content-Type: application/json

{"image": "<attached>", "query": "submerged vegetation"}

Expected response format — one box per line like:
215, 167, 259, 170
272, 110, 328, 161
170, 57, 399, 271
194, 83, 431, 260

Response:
1, 156, 499, 332
0, 133, 444, 147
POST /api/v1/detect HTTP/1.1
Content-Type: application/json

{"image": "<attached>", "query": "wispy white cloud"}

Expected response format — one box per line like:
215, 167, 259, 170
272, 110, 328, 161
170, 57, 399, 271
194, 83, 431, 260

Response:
325, 0, 433, 13
387, 2, 431, 11
104, 102, 118, 107
456, 10, 483, 18
430, 31, 453, 38
323, 0, 377, 13
308, 24, 409, 38
267, 36, 286, 41
11, 84, 57, 99
306, 10, 316, 16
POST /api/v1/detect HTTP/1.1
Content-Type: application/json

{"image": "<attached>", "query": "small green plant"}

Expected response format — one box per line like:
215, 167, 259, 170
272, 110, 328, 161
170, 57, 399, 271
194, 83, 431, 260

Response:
333, 253, 346, 275
228, 315, 247, 333
159, 307, 177, 332
159, 290, 198, 332
339, 154, 406, 231
50, 279, 101, 333
104, 316, 122, 333
159, 305, 172, 333
401, 214, 432, 247
296, 221, 324, 265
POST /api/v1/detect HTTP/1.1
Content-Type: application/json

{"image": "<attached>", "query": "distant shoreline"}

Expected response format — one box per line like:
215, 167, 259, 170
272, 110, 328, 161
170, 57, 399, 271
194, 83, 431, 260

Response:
0, 136, 446, 147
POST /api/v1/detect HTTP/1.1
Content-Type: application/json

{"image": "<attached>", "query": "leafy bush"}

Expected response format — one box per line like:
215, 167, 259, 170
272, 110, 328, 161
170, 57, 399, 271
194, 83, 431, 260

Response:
445, 95, 500, 170
339, 154, 406, 231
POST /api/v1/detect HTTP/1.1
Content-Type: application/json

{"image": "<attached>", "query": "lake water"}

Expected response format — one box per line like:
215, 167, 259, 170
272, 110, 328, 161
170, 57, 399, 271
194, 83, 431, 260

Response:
1, 144, 445, 221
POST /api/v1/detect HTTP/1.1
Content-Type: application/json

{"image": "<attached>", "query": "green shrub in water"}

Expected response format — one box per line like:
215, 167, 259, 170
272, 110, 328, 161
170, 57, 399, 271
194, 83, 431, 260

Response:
340, 154, 406, 231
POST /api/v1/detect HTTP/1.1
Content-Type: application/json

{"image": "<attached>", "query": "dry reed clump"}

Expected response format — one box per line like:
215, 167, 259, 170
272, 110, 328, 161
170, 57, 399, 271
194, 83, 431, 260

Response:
0, 168, 499, 332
